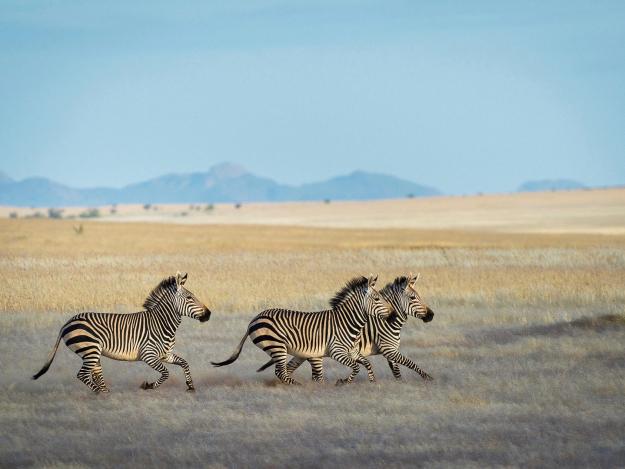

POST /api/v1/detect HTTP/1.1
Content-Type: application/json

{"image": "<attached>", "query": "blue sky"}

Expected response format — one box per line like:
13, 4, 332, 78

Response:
1, 1, 624, 194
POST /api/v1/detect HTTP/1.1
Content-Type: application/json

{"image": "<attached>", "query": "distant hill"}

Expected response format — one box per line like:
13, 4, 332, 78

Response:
518, 179, 587, 193
0, 163, 440, 207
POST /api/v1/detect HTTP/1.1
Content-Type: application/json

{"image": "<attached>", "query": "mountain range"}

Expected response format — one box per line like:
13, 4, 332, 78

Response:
0, 163, 440, 207
517, 179, 587, 192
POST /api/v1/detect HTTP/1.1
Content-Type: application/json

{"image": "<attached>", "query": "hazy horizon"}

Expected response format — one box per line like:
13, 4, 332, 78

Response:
1, 1, 624, 194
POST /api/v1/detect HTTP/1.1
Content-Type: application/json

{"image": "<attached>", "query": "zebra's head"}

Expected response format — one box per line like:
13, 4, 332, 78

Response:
400, 273, 434, 322
174, 272, 212, 322
364, 275, 392, 319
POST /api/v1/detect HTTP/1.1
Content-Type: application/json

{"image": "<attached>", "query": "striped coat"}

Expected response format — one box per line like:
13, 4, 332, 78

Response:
33, 272, 211, 393
212, 275, 391, 385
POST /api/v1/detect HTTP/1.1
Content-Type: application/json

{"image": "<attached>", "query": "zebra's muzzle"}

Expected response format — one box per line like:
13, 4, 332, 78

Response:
422, 307, 434, 323
199, 309, 211, 322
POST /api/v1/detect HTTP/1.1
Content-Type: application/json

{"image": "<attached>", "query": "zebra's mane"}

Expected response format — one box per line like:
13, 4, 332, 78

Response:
381, 276, 408, 296
143, 276, 177, 310
329, 276, 369, 308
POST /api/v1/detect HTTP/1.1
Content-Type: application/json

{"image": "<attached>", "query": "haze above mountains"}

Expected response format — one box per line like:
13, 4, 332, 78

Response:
0, 163, 589, 207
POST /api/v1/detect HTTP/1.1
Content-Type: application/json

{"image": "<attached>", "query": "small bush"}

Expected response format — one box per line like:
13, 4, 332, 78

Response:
204, 204, 214, 211
143, 204, 151, 211
407, 193, 415, 199
79, 208, 100, 218
324, 199, 331, 204
235, 203, 242, 209
25, 211, 44, 219
48, 208, 64, 219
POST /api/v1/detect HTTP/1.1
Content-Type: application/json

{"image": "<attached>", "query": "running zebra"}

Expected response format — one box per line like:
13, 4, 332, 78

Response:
33, 272, 211, 393
211, 275, 391, 385
258, 273, 434, 381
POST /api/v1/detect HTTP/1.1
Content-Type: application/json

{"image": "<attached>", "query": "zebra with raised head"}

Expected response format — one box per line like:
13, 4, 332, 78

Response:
211, 275, 391, 385
258, 273, 434, 382
33, 272, 211, 393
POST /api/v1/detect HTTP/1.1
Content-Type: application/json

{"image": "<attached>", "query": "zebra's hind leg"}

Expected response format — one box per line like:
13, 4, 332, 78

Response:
286, 356, 305, 376
76, 353, 102, 393
140, 355, 170, 390
387, 360, 402, 380
271, 348, 300, 385
308, 358, 325, 383
163, 353, 195, 391
91, 362, 110, 393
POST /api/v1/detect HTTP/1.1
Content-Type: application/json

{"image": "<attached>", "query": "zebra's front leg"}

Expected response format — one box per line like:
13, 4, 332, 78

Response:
355, 355, 376, 382
387, 360, 402, 380
330, 348, 360, 386
383, 350, 433, 381
163, 353, 195, 391
140, 355, 170, 390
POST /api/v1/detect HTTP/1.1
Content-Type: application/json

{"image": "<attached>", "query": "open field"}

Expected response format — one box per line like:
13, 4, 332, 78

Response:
3, 187, 625, 233
1, 193, 625, 467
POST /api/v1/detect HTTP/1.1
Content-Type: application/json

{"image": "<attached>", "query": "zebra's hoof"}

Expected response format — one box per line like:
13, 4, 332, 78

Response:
335, 378, 349, 386
422, 374, 434, 381
140, 381, 154, 390
186, 386, 196, 392
100, 388, 110, 393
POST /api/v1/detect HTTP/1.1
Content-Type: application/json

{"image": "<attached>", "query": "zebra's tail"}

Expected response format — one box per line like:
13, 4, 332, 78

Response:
33, 330, 63, 379
256, 358, 276, 373
211, 330, 249, 367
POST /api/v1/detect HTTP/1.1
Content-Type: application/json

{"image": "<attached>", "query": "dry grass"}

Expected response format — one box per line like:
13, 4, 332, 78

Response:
3, 187, 625, 233
0, 204, 624, 467
1, 219, 624, 316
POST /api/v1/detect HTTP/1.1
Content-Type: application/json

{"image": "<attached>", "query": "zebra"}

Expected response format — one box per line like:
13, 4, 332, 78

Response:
257, 273, 435, 382
211, 275, 391, 385
32, 272, 211, 393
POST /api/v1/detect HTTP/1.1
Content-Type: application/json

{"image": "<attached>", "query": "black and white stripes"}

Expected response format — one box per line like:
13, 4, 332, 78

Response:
211, 275, 391, 385
33, 272, 435, 391
280, 273, 435, 382
32, 272, 211, 393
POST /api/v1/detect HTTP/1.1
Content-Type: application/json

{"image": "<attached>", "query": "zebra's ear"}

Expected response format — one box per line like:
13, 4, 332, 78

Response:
407, 272, 418, 289
176, 271, 188, 287
368, 274, 378, 288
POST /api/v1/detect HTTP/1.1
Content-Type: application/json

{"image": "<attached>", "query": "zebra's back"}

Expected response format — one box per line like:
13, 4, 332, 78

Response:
249, 308, 333, 359
61, 311, 148, 361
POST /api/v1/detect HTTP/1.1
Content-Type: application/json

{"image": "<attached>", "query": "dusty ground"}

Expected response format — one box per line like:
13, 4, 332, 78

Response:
1, 194, 624, 467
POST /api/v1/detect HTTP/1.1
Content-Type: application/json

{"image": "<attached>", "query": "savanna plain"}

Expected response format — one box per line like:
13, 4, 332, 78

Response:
1, 190, 624, 468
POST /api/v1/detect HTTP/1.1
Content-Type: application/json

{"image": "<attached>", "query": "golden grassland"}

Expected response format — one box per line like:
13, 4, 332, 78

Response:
1, 218, 624, 317
1, 193, 624, 467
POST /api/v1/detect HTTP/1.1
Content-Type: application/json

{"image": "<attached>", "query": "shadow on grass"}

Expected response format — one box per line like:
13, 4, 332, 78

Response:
467, 313, 625, 346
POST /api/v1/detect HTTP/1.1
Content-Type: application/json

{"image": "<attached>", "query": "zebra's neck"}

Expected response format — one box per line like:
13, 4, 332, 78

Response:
384, 291, 407, 329
332, 291, 369, 340
147, 302, 182, 332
